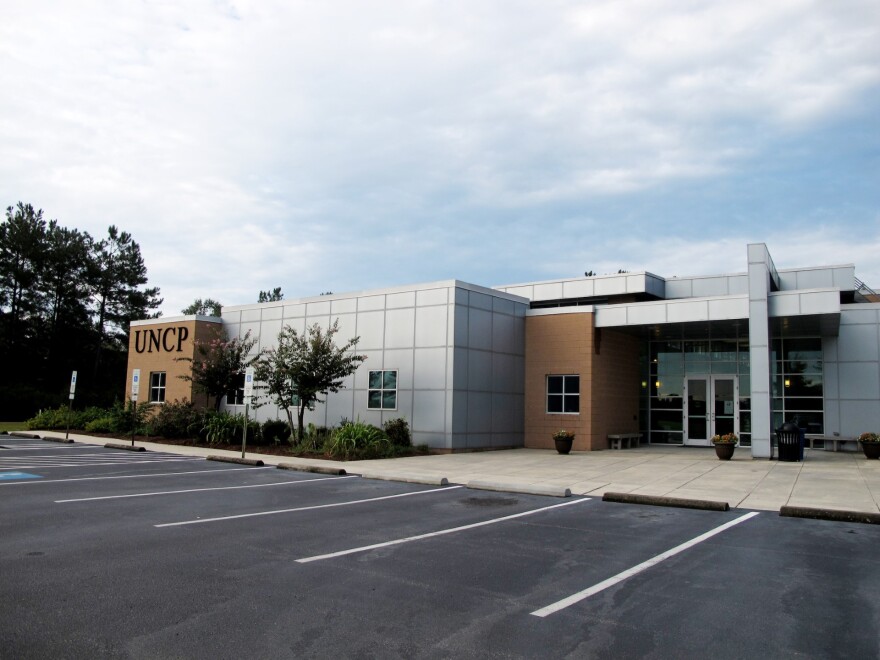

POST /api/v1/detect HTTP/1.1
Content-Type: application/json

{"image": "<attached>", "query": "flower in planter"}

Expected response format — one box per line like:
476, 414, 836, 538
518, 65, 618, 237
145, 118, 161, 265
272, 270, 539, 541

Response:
553, 429, 575, 440
711, 433, 738, 444
858, 432, 879, 443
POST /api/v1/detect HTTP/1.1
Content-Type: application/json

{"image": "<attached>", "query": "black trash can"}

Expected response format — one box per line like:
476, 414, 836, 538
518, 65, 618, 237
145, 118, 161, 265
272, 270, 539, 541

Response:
777, 422, 801, 462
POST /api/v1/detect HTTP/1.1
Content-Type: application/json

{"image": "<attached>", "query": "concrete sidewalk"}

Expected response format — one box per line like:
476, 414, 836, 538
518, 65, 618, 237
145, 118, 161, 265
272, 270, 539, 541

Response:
34, 431, 880, 515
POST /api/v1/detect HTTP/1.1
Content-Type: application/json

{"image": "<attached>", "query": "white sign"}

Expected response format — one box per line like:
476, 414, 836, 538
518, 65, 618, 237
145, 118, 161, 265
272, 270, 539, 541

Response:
244, 367, 254, 400
69, 371, 77, 400
131, 369, 141, 400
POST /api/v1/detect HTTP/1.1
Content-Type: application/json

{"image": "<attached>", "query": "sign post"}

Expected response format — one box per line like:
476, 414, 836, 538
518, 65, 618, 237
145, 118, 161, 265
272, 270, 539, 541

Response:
130, 369, 140, 447
65, 371, 77, 441
242, 367, 254, 459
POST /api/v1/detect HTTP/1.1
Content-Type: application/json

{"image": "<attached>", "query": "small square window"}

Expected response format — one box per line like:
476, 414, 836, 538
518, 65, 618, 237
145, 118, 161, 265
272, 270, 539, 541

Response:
150, 371, 166, 403
368, 370, 398, 410
547, 374, 579, 414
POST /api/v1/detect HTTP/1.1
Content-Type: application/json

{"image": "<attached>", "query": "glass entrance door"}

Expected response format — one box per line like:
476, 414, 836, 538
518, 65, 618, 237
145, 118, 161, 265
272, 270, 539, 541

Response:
684, 375, 738, 446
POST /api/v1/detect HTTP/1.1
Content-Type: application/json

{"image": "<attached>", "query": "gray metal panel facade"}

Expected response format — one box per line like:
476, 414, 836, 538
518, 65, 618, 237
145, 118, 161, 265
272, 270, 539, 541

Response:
220, 282, 527, 450
824, 305, 880, 438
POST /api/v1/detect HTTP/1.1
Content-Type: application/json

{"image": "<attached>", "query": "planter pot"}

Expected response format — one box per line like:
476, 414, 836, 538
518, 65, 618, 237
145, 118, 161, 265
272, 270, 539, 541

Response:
714, 443, 736, 460
860, 442, 880, 460
554, 436, 574, 455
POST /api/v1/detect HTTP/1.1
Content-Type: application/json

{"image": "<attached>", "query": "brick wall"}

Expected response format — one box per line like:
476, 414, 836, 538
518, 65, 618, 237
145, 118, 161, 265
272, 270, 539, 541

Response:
590, 328, 640, 449
524, 312, 594, 450
524, 312, 640, 451
125, 319, 223, 408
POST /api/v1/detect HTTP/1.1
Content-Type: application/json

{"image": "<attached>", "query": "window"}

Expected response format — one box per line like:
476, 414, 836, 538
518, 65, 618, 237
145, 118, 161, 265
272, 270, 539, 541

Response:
547, 375, 579, 414
149, 371, 166, 403
226, 372, 245, 406
368, 370, 397, 409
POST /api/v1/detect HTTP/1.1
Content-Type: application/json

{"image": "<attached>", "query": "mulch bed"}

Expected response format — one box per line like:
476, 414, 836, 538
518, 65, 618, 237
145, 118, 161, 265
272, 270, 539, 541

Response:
65, 432, 424, 461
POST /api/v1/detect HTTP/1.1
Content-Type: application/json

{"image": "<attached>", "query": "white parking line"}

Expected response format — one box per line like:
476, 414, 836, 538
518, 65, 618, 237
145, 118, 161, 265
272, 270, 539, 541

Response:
155, 485, 464, 528
530, 511, 761, 618
0, 445, 103, 450
296, 498, 591, 564
57, 475, 358, 502
0, 458, 203, 469
0, 466, 275, 486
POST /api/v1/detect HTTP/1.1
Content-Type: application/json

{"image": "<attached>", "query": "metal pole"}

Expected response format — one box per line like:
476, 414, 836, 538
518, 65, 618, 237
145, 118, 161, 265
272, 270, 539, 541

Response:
131, 400, 136, 447
65, 399, 72, 441
242, 403, 249, 459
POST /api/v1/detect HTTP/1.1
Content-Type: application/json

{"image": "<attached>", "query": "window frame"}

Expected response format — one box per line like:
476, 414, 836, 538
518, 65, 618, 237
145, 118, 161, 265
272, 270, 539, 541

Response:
368, 369, 398, 410
546, 374, 580, 414
226, 372, 245, 406
149, 371, 167, 404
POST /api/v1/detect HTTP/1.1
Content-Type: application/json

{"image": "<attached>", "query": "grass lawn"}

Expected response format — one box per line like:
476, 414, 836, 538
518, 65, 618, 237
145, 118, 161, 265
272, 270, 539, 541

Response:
0, 421, 27, 432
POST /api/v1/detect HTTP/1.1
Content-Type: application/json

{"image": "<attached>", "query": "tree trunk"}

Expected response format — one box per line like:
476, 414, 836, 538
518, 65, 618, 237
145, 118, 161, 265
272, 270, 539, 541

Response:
297, 402, 306, 446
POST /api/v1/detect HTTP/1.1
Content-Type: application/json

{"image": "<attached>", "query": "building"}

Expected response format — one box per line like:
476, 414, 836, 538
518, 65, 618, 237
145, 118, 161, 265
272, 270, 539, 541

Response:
126, 243, 880, 457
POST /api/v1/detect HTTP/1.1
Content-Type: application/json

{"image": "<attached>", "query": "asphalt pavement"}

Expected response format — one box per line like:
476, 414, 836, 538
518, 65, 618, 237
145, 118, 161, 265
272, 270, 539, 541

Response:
30, 430, 880, 517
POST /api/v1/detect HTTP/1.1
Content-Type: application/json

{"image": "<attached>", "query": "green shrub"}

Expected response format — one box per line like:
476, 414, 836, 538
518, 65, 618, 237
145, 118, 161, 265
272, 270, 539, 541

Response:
109, 400, 151, 434
148, 401, 205, 439
328, 420, 390, 459
84, 417, 115, 433
383, 417, 412, 447
262, 419, 292, 445
203, 412, 259, 445
26, 406, 69, 430
204, 412, 238, 444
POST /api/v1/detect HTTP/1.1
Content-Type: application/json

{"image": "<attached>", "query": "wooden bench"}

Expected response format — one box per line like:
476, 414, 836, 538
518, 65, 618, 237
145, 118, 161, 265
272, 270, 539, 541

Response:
608, 433, 642, 450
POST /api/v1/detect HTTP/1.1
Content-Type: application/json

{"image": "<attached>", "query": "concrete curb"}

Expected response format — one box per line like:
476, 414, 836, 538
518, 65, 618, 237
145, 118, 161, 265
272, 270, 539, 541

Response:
467, 480, 571, 498
42, 436, 74, 444
603, 492, 730, 511
277, 463, 346, 476
780, 505, 880, 525
360, 472, 449, 486
105, 443, 146, 452
206, 455, 264, 467
9, 432, 42, 439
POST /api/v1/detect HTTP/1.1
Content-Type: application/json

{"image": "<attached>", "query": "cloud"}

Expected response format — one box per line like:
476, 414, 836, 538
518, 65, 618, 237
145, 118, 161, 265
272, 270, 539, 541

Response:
0, 1, 878, 314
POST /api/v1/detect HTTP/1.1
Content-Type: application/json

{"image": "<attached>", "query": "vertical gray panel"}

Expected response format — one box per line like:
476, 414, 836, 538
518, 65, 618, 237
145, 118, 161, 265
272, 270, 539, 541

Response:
415, 305, 448, 347
386, 291, 416, 309
468, 308, 493, 351
469, 290, 493, 310
384, 308, 415, 349
840, 401, 880, 436
334, 314, 358, 346
325, 390, 354, 428
452, 390, 468, 434
467, 392, 492, 432
839, 363, 880, 399
412, 390, 446, 432
468, 351, 492, 391
388, 390, 413, 426
355, 311, 385, 350
453, 347, 469, 390
838, 324, 880, 361
383, 349, 414, 390
748, 243, 772, 458
454, 305, 469, 347
413, 347, 447, 389
491, 313, 515, 354
492, 353, 516, 394
416, 288, 449, 306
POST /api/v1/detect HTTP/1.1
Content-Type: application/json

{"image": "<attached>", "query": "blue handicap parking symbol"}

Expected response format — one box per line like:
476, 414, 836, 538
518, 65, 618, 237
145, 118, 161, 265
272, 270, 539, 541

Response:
0, 471, 42, 481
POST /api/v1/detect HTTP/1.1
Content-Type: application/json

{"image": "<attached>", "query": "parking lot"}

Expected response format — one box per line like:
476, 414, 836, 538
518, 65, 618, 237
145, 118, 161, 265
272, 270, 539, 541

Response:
2, 436, 878, 659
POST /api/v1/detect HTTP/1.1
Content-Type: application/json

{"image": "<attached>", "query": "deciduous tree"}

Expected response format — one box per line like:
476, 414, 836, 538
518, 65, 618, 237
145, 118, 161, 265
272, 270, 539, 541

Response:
254, 320, 365, 445
177, 329, 258, 410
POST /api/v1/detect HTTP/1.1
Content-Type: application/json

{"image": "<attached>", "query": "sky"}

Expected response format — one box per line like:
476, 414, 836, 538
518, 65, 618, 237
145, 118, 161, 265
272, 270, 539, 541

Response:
2, 0, 879, 316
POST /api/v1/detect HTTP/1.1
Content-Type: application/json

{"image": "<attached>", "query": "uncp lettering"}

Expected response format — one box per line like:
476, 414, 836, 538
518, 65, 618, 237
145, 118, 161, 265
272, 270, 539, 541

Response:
134, 327, 190, 353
